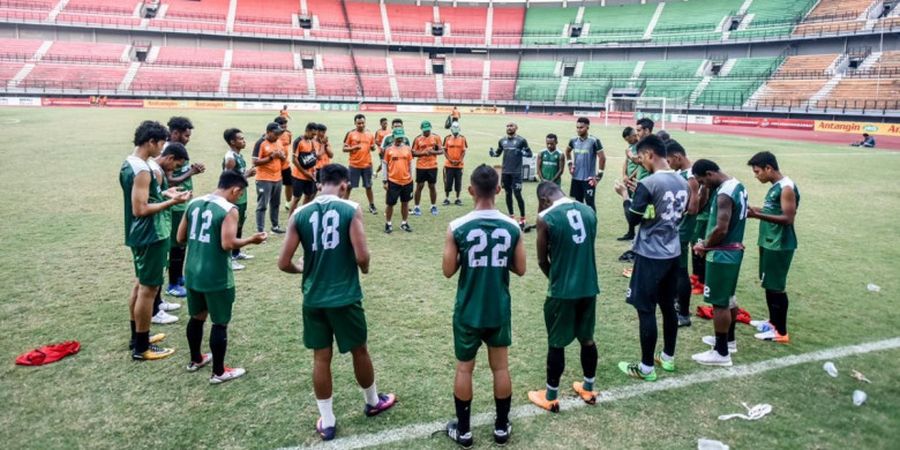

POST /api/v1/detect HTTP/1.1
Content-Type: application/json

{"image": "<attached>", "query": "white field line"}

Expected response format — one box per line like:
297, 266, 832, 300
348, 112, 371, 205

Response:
286, 337, 900, 450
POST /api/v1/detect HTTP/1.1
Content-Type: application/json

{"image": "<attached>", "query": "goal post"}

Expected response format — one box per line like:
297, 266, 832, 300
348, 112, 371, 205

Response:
605, 96, 667, 130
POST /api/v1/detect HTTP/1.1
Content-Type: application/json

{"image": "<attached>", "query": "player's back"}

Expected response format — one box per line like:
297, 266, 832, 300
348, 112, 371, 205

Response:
184, 194, 235, 291
450, 210, 521, 328
706, 178, 748, 264
633, 170, 688, 260
293, 194, 363, 308
539, 198, 599, 299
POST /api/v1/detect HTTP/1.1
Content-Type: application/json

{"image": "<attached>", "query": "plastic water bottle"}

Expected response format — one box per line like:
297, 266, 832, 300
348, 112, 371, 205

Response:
867, 283, 881, 293
823, 362, 838, 378
853, 390, 867, 406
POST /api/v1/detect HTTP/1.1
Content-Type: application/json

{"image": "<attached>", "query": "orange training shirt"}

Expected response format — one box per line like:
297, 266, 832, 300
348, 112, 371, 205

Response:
385, 144, 413, 185
292, 137, 316, 181
443, 135, 467, 168
344, 129, 375, 169
256, 139, 284, 182
412, 133, 441, 169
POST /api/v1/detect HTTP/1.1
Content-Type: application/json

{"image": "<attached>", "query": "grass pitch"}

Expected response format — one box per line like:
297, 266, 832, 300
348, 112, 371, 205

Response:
0, 107, 898, 449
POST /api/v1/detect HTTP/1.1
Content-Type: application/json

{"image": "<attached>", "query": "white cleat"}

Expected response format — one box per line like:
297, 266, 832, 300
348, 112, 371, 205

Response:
159, 299, 181, 312
233, 252, 254, 260
151, 310, 179, 325
692, 349, 733, 367
210, 367, 246, 385
231, 260, 245, 271
701, 335, 737, 353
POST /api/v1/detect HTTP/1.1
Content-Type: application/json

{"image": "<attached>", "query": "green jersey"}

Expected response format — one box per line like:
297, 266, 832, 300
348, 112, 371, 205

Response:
120, 155, 169, 247
678, 168, 697, 243
293, 195, 363, 308
538, 198, 599, 299
538, 149, 562, 183
449, 210, 522, 328
170, 159, 192, 213
223, 149, 248, 205
626, 144, 650, 182
149, 159, 172, 239
184, 194, 235, 292
759, 177, 799, 251
705, 178, 748, 264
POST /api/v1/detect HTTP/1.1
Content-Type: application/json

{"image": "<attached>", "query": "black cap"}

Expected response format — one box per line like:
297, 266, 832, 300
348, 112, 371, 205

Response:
266, 122, 285, 134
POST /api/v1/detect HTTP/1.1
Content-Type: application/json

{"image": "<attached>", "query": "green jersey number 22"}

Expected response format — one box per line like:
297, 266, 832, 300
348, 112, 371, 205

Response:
467, 228, 511, 267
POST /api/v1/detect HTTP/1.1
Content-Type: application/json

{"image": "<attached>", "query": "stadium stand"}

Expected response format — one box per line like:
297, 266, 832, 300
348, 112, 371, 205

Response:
386, 3, 435, 44
515, 60, 560, 102
24, 63, 128, 90
819, 78, 900, 110
131, 66, 221, 92
228, 70, 308, 96
652, 0, 741, 43
235, 0, 294, 25
43, 41, 126, 64
0, 38, 44, 58
793, 0, 873, 36
729, 0, 817, 40
153, 46, 225, 68
306, 0, 351, 40
230, 49, 295, 71
522, 5, 577, 45
0, 0, 54, 21
439, 5, 488, 45
345, 1, 386, 42
490, 6, 525, 45
580, 3, 653, 44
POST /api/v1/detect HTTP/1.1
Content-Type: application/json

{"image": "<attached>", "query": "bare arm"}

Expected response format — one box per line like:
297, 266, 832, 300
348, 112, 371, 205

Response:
176, 208, 189, 246
277, 214, 303, 273
348, 208, 370, 274
166, 165, 197, 185
536, 217, 550, 277
536, 152, 545, 181
442, 227, 459, 278
704, 194, 733, 248
597, 150, 606, 172
554, 152, 566, 182
686, 177, 700, 215
749, 185, 797, 225
221, 209, 267, 250
223, 158, 236, 171
510, 232, 527, 276
132, 171, 188, 217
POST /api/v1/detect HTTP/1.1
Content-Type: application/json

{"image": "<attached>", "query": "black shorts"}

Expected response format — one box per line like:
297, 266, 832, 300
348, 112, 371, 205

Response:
569, 179, 596, 210
416, 168, 438, 184
292, 178, 317, 197
626, 254, 679, 313
444, 167, 463, 193
281, 168, 293, 186
349, 166, 373, 189
501, 173, 522, 191
386, 181, 413, 206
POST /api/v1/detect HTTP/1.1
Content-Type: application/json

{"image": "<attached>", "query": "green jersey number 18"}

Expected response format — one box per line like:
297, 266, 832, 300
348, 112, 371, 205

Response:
309, 210, 341, 251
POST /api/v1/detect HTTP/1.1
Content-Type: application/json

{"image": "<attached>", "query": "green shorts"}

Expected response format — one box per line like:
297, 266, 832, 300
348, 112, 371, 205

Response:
187, 287, 236, 324
544, 296, 596, 348
131, 239, 168, 287
759, 248, 794, 292
170, 210, 184, 247
453, 316, 511, 362
303, 301, 367, 353
236, 202, 247, 232
704, 261, 742, 307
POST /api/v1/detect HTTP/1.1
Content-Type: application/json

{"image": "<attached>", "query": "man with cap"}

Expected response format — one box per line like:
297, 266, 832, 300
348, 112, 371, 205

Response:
442, 121, 467, 206
252, 122, 288, 234
383, 128, 414, 233
412, 121, 443, 216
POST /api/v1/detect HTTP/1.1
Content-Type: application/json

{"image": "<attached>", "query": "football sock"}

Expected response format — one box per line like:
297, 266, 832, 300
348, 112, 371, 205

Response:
546, 385, 559, 401
661, 300, 678, 357
363, 383, 379, 407
152, 288, 162, 316
169, 246, 185, 286
386, 221, 392, 226
495, 395, 511, 429
454, 396, 472, 435
676, 267, 691, 314
505, 189, 515, 216
715, 332, 729, 356
186, 318, 204, 364
210, 324, 228, 376
134, 331, 149, 354
582, 377, 595, 392
767, 290, 789, 335
727, 310, 737, 342
693, 253, 705, 283
546, 347, 565, 394
580, 342, 598, 381
129, 320, 136, 342
639, 362, 654, 375
317, 397, 336, 428
637, 309, 657, 367
660, 352, 674, 361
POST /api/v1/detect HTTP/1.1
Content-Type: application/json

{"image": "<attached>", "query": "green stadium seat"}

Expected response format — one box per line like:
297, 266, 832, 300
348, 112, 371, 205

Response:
522, 6, 578, 45
580, 3, 653, 44
729, 0, 817, 40
652, 0, 742, 43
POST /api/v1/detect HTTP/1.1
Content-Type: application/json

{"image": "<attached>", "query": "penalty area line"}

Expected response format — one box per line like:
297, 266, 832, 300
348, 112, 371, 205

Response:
285, 337, 900, 450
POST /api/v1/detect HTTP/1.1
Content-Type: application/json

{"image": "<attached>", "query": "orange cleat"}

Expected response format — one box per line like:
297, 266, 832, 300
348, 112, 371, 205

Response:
527, 390, 560, 412
572, 382, 597, 405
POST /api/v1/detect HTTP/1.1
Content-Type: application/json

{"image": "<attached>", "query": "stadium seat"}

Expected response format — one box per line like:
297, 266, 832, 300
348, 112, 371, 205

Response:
490, 6, 525, 46
153, 46, 225, 68
580, 3, 654, 44
235, 0, 295, 25
439, 5, 488, 45
522, 6, 578, 45
729, 0, 816, 40
307, 0, 351, 40
386, 3, 435, 44
0, 0, 54, 21
652, 0, 740, 43
345, 1, 386, 42
230, 49, 295, 71
819, 78, 900, 110
131, 66, 221, 93
0, 38, 44, 59
444, 76, 483, 101
228, 71, 308, 96
0, 61, 26, 83
43, 41, 126, 64
24, 62, 128, 90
